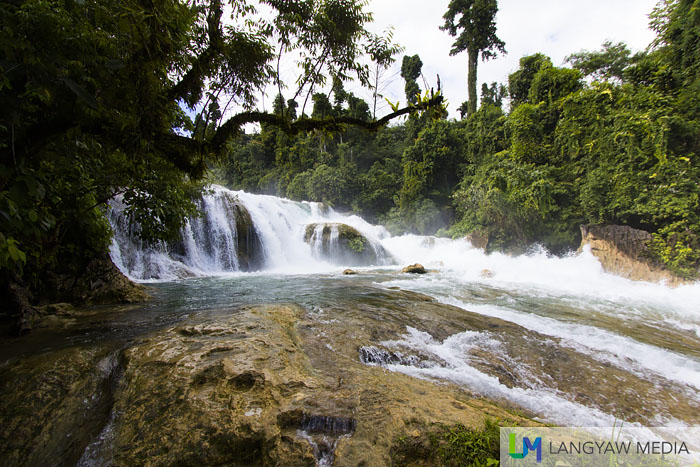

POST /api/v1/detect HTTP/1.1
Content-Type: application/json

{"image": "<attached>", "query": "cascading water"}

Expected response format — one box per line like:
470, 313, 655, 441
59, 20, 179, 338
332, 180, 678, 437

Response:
109, 185, 393, 280
109, 187, 262, 280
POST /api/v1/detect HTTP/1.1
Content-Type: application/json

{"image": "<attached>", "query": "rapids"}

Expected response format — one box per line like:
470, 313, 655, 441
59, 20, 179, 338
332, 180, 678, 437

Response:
108, 185, 700, 427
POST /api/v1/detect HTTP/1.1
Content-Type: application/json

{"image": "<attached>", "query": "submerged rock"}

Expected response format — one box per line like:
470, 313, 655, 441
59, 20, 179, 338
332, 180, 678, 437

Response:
480, 268, 494, 278
304, 222, 391, 266
401, 263, 427, 274
579, 224, 691, 285
0, 346, 121, 466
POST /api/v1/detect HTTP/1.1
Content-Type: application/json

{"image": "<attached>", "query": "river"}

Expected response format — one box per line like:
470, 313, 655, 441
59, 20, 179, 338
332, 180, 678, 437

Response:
104, 186, 700, 428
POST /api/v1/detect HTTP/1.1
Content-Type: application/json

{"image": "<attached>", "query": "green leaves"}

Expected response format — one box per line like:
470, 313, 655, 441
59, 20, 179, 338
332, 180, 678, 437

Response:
392, 419, 501, 467
385, 98, 400, 113
60, 77, 98, 109
0, 233, 27, 272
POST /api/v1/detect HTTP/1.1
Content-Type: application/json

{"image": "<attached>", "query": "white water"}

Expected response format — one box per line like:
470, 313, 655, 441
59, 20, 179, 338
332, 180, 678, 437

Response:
109, 185, 392, 280
380, 327, 620, 427
109, 186, 700, 426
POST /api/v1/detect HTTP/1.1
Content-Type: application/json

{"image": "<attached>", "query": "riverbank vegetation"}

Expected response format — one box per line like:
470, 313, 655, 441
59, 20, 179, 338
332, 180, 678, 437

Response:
391, 419, 501, 467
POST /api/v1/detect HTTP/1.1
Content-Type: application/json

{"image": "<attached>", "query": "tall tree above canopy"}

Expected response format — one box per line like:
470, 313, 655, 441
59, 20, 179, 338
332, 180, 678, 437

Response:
367, 27, 404, 118
400, 54, 423, 105
441, 0, 506, 116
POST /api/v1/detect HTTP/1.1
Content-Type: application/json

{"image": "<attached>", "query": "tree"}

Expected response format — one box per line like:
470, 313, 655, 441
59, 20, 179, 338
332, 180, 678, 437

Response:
480, 82, 506, 109
0, 0, 446, 330
401, 55, 424, 104
508, 53, 552, 108
367, 27, 404, 118
441, 0, 506, 116
566, 41, 635, 82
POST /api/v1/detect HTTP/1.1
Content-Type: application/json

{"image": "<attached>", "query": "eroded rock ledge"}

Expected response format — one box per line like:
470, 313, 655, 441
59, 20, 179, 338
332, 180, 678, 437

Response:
580, 224, 691, 285
107, 304, 527, 465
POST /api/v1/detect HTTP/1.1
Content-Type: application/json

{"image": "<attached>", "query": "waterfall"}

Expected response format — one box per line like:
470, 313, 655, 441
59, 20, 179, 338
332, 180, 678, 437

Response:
109, 185, 394, 281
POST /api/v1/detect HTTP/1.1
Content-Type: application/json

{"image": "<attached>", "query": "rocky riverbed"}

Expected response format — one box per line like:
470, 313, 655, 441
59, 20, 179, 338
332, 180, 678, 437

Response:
0, 281, 532, 466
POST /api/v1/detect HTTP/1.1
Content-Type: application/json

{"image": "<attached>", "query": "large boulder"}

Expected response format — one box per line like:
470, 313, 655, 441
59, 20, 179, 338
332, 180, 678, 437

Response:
466, 230, 489, 250
579, 224, 690, 285
39, 254, 149, 310
69, 256, 150, 305
401, 263, 427, 274
304, 223, 391, 266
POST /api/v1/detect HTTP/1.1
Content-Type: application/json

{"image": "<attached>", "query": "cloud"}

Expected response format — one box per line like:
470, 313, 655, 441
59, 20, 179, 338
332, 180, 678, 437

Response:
362, 0, 658, 116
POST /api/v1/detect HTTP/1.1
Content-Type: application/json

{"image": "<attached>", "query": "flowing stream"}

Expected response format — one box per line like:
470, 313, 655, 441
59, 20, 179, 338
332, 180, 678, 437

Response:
105, 185, 700, 429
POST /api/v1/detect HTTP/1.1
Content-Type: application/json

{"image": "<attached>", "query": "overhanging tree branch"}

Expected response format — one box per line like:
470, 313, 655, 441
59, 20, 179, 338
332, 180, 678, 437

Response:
209, 94, 445, 150
167, 0, 225, 105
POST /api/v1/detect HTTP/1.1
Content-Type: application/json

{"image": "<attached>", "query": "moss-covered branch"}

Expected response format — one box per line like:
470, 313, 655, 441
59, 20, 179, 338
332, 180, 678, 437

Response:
211, 94, 444, 149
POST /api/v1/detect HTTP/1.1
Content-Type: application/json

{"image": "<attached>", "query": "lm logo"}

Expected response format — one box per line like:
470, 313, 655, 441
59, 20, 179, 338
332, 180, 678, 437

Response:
509, 433, 542, 462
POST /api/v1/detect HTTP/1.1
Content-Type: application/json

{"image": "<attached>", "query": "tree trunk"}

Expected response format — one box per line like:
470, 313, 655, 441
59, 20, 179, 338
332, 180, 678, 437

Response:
372, 63, 379, 120
4, 277, 36, 335
468, 48, 478, 116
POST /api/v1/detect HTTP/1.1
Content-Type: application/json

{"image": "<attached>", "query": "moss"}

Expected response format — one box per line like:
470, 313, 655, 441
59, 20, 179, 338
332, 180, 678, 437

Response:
347, 236, 366, 252
304, 223, 383, 265
338, 224, 367, 252
392, 419, 501, 467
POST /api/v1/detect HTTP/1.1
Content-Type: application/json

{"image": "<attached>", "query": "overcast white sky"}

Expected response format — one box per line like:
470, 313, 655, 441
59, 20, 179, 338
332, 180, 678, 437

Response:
346, 0, 659, 116
247, 0, 660, 123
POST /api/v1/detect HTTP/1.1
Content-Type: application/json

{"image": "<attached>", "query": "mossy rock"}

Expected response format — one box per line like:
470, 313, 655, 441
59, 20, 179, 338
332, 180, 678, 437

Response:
70, 256, 150, 305
304, 223, 391, 266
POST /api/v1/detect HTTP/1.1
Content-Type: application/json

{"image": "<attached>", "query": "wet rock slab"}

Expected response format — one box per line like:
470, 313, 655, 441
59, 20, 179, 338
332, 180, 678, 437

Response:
96, 304, 525, 466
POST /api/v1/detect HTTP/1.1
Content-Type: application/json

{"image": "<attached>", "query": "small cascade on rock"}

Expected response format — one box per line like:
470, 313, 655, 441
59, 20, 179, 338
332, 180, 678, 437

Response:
296, 415, 356, 467
328, 224, 341, 259
309, 224, 326, 255
359, 345, 427, 367
109, 185, 394, 280
304, 222, 394, 267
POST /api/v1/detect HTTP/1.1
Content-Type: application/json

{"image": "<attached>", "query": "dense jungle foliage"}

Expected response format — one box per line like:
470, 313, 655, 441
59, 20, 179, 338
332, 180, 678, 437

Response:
1, 0, 699, 332
1, 0, 449, 331
217, 0, 700, 279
